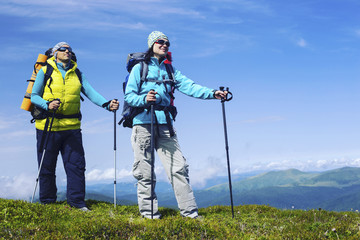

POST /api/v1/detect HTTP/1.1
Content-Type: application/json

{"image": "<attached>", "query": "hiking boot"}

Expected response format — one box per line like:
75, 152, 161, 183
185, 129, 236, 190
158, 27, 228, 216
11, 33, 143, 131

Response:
142, 214, 161, 220
79, 207, 91, 212
182, 214, 203, 220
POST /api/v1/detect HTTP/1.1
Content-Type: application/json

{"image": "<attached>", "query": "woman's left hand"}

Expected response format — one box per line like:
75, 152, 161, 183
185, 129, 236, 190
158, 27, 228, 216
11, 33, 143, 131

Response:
109, 99, 120, 111
214, 90, 228, 100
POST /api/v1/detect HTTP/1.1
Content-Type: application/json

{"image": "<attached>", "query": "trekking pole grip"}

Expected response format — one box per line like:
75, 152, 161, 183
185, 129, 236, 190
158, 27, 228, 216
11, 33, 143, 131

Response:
113, 99, 117, 148
219, 86, 233, 102
49, 98, 61, 112
150, 89, 156, 106
113, 99, 118, 112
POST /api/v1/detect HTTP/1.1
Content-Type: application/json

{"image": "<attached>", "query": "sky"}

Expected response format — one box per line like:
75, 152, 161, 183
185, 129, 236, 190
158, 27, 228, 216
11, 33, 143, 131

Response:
0, 0, 359, 200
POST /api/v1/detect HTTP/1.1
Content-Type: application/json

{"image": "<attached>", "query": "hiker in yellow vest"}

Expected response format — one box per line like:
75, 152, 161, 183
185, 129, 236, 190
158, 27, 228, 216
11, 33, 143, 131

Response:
31, 42, 119, 211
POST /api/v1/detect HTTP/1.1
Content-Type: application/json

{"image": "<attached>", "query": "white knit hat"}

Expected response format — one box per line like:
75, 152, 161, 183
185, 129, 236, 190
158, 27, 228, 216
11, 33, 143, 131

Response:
147, 31, 168, 48
52, 42, 70, 58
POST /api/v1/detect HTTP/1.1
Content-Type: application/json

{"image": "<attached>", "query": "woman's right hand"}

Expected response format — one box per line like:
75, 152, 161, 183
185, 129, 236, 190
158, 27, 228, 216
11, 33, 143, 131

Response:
146, 90, 157, 103
48, 99, 61, 110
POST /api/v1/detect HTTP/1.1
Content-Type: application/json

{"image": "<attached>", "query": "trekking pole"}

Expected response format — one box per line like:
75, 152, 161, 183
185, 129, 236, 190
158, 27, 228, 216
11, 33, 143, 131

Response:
219, 86, 234, 218
150, 90, 156, 219
113, 99, 118, 209
31, 102, 58, 203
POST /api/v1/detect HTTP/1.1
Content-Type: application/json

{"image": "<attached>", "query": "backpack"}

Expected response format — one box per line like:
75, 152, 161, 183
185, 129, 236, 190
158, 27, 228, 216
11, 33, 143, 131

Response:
21, 48, 83, 123
118, 52, 177, 131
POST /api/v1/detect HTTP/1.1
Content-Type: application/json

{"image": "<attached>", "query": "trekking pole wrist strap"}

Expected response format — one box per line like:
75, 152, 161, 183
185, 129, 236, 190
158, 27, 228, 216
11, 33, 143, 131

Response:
102, 100, 112, 110
212, 90, 217, 98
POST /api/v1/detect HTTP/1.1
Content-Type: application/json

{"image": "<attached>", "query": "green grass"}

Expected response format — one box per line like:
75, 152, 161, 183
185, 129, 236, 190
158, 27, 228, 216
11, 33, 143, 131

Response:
1, 198, 360, 239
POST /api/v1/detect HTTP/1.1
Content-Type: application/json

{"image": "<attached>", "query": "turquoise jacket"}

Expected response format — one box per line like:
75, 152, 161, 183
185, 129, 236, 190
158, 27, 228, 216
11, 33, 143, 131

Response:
124, 57, 216, 125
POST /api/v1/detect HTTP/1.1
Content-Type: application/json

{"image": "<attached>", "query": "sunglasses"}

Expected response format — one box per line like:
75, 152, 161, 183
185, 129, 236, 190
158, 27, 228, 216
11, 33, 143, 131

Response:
57, 46, 73, 52
155, 39, 170, 47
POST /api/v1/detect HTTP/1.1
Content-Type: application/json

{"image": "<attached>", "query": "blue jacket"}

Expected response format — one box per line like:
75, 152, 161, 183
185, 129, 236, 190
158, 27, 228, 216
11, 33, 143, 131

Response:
124, 57, 215, 125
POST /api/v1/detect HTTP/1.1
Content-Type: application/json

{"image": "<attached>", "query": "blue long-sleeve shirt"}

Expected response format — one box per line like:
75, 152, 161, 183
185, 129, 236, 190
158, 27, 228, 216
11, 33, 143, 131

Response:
31, 62, 110, 111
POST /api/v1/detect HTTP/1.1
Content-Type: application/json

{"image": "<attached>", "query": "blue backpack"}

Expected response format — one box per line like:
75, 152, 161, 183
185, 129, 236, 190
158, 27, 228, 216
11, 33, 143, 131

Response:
119, 52, 177, 131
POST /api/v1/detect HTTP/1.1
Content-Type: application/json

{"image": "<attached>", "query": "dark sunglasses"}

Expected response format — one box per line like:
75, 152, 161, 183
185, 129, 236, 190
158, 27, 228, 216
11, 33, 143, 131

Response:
155, 39, 170, 47
57, 46, 73, 52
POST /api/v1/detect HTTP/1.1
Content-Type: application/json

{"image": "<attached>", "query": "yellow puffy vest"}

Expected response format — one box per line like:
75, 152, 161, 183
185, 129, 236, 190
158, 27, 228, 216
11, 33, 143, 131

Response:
35, 57, 82, 131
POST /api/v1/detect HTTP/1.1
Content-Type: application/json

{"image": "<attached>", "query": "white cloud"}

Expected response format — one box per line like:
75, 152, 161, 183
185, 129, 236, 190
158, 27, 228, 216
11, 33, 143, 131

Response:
86, 168, 133, 181
0, 0, 204, 32
0, 174, 34, 200
25, 20, 148, 32
190, 31, 254, 57
209, 0, 272, 15
190, 165, 222, 188
81, 117, 112, 134
189, 157, 227, 188
193, 46, 226, 58
86, 157, 230, 188
0, 130, 34, 139
297, 38, 307, 47
0, 114, 34, 140
0, 116, 16, 130
237, 0, 272, 14
234, 157, 360, 174
3, 156, 360, 201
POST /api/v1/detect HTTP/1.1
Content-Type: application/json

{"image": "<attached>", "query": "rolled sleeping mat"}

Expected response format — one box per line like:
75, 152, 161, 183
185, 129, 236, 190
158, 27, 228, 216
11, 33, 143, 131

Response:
20, 54, 48, 111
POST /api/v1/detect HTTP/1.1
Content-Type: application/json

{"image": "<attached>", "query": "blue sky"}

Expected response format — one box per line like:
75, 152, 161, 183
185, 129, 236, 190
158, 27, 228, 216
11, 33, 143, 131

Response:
0, 0, 359, 199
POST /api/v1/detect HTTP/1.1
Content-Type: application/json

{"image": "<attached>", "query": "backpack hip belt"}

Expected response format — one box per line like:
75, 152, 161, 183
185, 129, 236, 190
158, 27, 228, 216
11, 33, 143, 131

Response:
31, 108, 82, 123
145, 105, 177, 137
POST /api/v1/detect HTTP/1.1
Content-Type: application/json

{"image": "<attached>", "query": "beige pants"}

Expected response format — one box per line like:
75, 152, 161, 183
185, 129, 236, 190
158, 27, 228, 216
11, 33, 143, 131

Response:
131, 124, 198, 218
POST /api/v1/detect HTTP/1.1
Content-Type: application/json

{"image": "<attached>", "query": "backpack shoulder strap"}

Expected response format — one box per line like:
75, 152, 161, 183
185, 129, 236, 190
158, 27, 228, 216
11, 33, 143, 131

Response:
164, 64, 176, 102
75, 68, 82, 84
44, 63, 53, 83
43, 63, 54, 95
139, 61, 148, 89
75, 68, 85, 101
165, 64, 176, 87
164, 64, 175, 81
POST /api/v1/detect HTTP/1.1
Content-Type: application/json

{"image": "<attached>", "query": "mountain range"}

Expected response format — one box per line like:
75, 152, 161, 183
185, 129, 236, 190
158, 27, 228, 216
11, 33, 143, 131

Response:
57, 167, 360, 211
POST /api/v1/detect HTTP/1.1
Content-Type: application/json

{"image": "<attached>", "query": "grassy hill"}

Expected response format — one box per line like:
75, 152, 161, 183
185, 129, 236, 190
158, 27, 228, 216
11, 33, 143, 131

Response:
2, 198, 360, 239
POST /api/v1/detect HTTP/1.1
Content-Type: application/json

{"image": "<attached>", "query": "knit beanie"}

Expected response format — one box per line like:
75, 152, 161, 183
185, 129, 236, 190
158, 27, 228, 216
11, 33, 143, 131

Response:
147, 31, 168, 48
52, 41, 70, 58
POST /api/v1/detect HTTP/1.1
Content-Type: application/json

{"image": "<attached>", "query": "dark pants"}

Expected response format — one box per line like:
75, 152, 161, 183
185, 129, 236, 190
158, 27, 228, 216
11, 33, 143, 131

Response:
36, 129, 86, 208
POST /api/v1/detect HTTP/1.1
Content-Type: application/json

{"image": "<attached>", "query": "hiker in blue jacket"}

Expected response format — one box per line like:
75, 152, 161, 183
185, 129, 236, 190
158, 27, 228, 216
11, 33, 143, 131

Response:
31, 42, 119, 211
124, 31, 228, 219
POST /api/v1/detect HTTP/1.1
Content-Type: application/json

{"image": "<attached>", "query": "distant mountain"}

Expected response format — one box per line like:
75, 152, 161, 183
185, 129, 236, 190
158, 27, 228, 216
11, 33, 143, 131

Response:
57, 167, 360, 211
195, 167, 360, 211
80, 172, 255, 207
